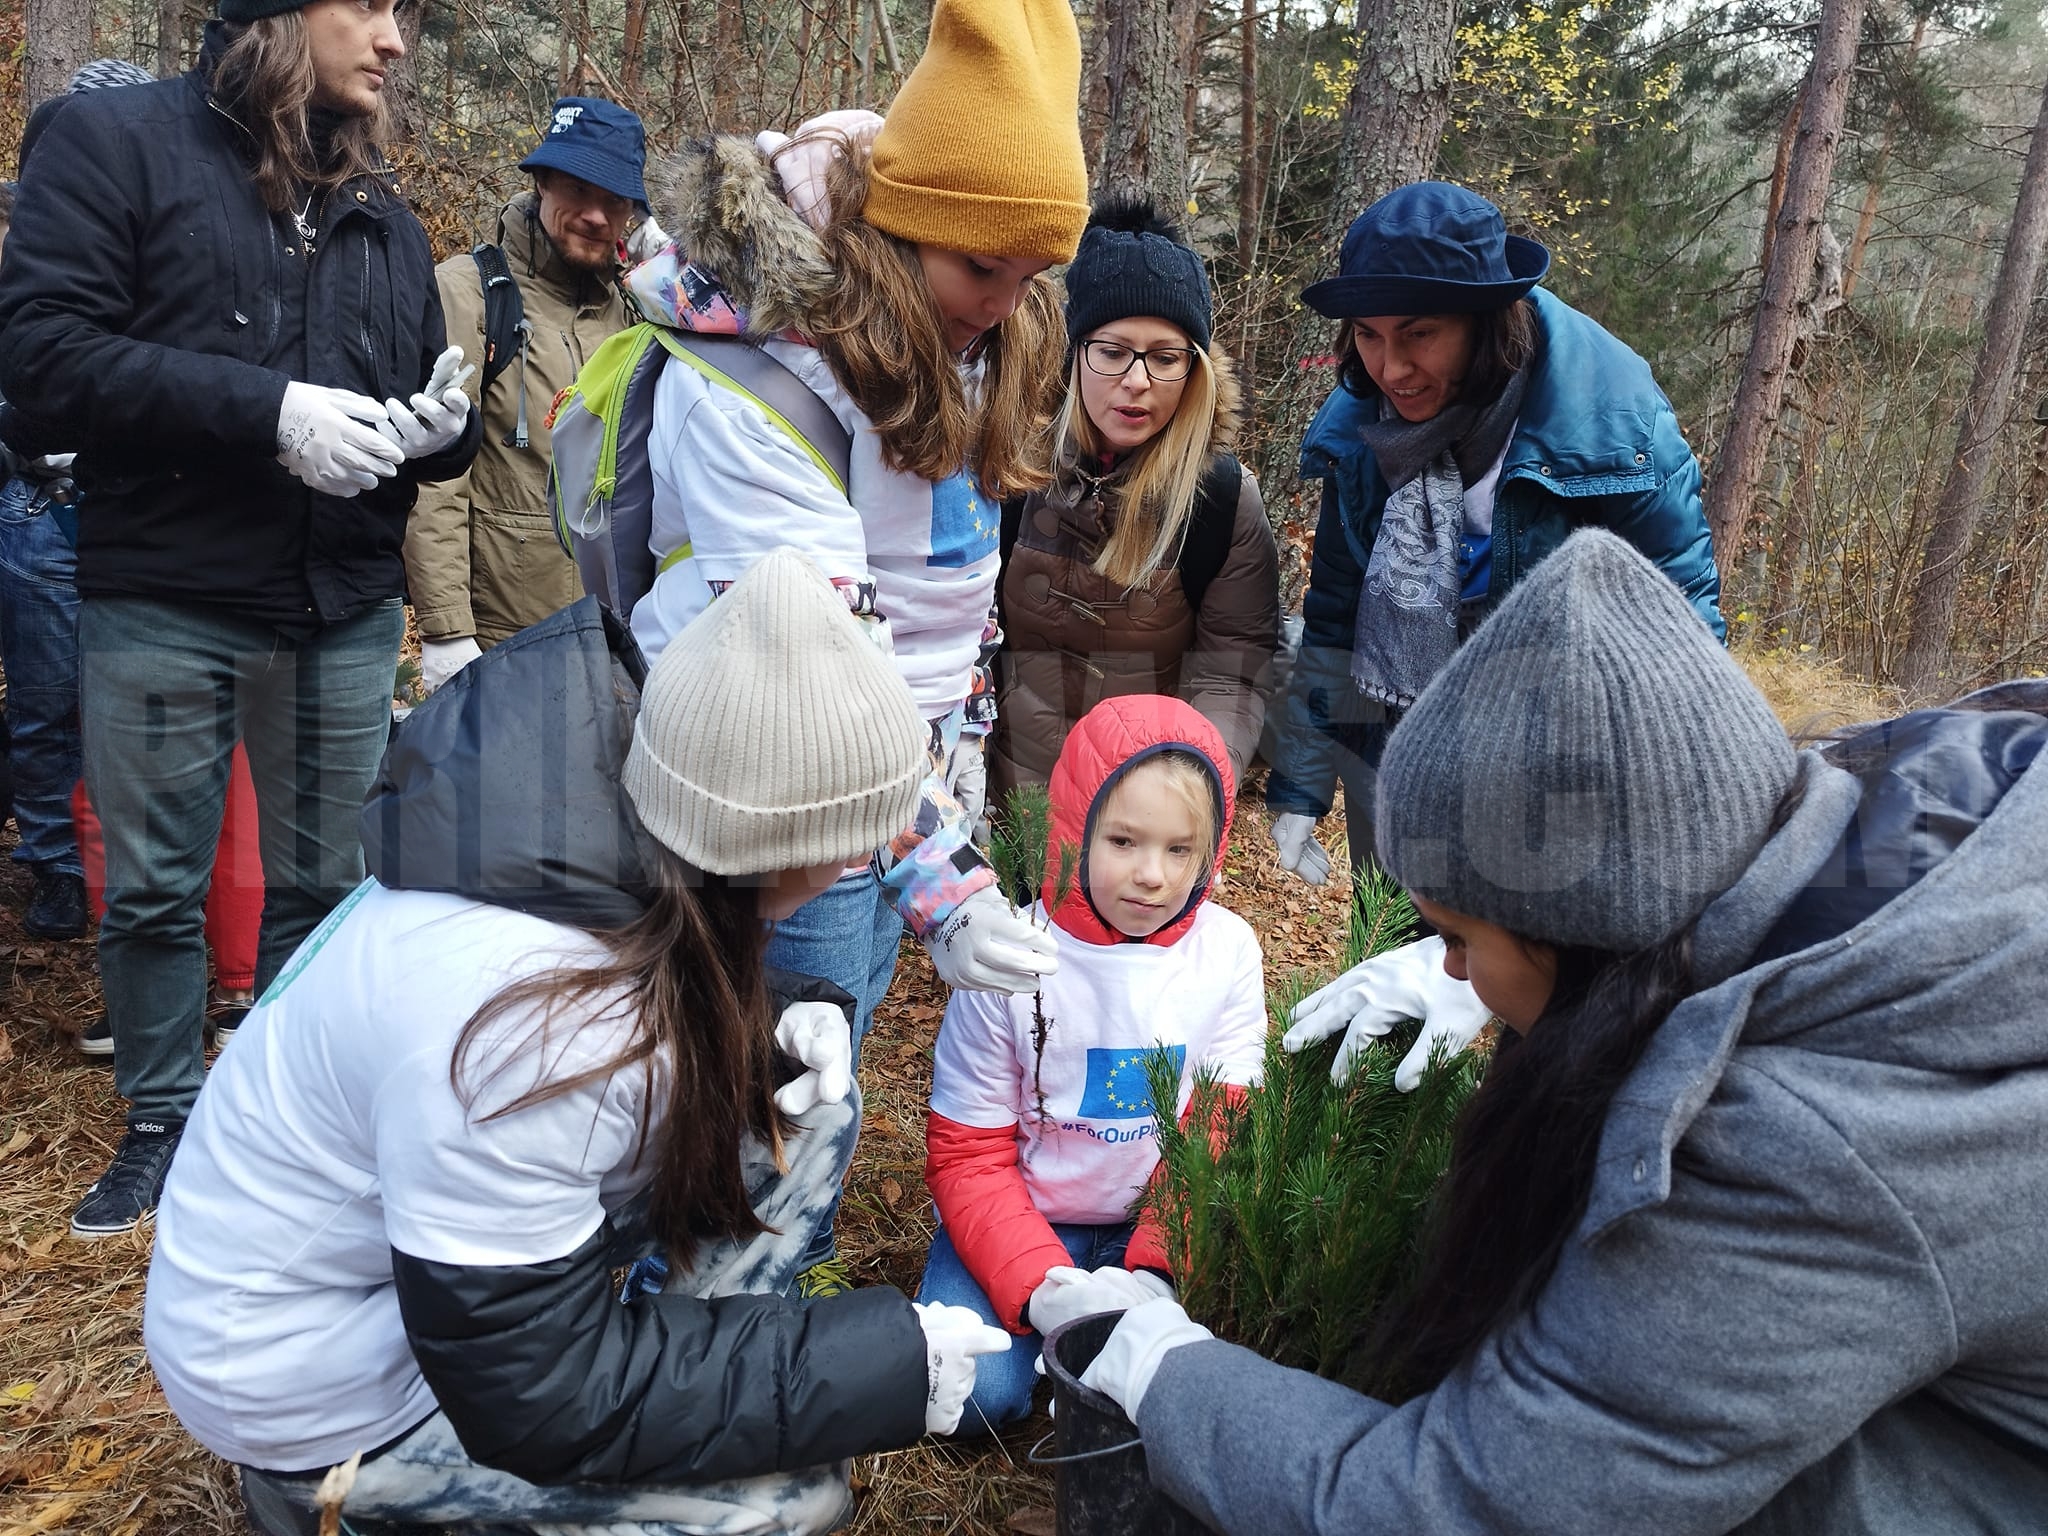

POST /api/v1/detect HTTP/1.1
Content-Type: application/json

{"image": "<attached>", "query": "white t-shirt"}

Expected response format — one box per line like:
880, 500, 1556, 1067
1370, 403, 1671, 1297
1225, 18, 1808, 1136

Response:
632, 339, 1000, 720
929, 902, 1268, 1226
144, 881, 650, 1473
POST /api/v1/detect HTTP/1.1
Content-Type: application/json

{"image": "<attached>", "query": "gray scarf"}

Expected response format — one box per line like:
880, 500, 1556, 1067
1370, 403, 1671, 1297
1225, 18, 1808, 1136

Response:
1350, 367, 1529, 709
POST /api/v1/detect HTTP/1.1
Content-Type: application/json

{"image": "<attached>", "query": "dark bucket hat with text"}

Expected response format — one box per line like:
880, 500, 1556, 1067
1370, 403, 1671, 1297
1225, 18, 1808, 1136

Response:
1302, 181, 1549, 318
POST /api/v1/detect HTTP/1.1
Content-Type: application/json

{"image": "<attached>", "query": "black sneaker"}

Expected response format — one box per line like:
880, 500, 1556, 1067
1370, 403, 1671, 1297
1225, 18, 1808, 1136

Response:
70, 1121, 183, 1240
209, 1005, 249, 1045
23, 866, 87, 940
76, 1013, 113, 1058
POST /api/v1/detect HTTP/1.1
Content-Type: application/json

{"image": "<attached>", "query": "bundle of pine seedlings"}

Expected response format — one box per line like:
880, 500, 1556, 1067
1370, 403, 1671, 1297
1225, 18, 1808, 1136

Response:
1139, 867, 1483, 1401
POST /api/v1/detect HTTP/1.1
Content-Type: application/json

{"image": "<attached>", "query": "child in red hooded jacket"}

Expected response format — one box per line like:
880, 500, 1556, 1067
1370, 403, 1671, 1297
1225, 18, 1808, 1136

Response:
916, 694, 1267, 1432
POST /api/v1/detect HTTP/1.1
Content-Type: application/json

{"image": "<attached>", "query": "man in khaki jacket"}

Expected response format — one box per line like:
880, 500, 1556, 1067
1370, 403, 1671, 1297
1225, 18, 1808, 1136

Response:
405, 98, 647, 692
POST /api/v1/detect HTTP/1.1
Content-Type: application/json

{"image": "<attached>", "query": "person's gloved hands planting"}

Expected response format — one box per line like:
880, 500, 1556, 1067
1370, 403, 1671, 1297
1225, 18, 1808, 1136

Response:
1283, 934, 1493, 1090
924, 886, 1060, 994
912, 1301, 1013, 1434
1027, 1265, 1174, 1338
1078, 1298, 1214, 1418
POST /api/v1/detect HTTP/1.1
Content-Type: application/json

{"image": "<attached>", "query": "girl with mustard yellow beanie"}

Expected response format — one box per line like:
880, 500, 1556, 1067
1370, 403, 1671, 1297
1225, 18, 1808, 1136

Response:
608, 0, 1091, 1291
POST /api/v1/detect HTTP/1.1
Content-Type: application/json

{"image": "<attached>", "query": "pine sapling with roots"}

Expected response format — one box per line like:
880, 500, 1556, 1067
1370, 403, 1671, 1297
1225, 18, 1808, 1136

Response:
987, 783, 1078, 1122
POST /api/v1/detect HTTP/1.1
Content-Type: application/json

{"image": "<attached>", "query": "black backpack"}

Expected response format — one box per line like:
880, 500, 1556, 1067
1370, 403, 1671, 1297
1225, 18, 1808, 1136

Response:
471, 243, 534, 448
999, 453, 1244, 613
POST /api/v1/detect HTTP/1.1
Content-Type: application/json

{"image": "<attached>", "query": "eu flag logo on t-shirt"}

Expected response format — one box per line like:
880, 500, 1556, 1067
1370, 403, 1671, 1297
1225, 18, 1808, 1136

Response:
1076, 1045, 1186, 1121
927, 468, 998, 569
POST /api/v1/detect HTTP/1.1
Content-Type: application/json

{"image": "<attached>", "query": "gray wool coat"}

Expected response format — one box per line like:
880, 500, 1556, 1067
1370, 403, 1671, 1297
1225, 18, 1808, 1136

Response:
1139, 734, 2048, 1535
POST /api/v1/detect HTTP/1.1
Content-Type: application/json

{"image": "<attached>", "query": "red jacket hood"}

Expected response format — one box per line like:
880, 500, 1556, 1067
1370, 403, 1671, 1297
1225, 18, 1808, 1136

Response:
1043, 695, 1236, 947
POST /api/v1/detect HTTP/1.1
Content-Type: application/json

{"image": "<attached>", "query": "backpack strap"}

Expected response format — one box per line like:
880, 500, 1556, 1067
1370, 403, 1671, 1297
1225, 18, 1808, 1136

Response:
1175, 454, 1244, 614
471, 243, 534, 448
656, 331, 854, 494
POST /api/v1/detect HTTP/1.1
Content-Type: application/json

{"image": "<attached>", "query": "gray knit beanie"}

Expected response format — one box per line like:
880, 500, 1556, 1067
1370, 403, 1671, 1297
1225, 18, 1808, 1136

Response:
1374, 529, 1796, 954
621, 548, 928, 877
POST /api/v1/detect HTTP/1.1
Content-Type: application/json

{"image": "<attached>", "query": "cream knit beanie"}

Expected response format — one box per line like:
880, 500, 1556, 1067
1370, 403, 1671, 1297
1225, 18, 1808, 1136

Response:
621, 548, 929, 876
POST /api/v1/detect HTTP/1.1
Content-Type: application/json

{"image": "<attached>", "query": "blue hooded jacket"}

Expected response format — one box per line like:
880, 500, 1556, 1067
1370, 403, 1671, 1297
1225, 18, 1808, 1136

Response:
1268, 287, 1722, 817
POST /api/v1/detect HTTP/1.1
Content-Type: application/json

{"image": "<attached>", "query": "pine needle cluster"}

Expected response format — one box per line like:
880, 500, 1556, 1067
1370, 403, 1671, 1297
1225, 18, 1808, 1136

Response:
1139, 867, 1482, 1400
986, 783, 1078, 1121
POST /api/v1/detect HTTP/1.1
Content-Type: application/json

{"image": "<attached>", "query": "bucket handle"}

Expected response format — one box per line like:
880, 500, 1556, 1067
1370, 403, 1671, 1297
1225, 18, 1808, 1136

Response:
1026, 1430, 1146, 1465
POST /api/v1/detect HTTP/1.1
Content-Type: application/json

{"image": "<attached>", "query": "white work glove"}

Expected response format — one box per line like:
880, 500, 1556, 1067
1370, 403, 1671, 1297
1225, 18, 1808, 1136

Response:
275, 382, 403, 495
911, 1301, 1013, 1435
1077, 1297, 1212, 1420
623, 212, 670, 266
419, 636, 482, 695
1027, 1265, 1175, 1338
1269, 812, 1332, 887
29, 453, 75, 473
1283, 935, 1493, 1091
380, 388, 470, 459
772, 999, 853, 1116
923, 886, 1059, 995
757, 109, 885, 232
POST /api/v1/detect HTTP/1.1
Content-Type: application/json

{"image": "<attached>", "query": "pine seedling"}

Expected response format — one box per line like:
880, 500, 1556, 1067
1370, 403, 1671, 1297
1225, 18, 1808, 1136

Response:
986, 783, 1078, 1122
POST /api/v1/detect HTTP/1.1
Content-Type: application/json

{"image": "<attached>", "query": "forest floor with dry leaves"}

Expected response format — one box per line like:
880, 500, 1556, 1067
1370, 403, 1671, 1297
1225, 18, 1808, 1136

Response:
0, 650, 1898, 1536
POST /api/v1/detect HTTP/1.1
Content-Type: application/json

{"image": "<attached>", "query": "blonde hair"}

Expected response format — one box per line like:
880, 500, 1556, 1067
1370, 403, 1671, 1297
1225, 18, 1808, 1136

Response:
810, 152, 1067, 498
1054, 341, 1224, 588
213, 13, 392, 213
1100, 751, 1222, 875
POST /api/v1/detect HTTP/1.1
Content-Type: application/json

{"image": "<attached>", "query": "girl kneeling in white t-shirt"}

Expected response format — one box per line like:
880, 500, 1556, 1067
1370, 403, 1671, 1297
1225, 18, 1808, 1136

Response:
916, 695, 1268, 1432
143, 552, 1009, 1536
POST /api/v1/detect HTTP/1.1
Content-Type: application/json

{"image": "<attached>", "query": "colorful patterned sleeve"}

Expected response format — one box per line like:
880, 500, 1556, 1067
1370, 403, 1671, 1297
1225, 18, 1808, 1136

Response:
874, 716, 996, 938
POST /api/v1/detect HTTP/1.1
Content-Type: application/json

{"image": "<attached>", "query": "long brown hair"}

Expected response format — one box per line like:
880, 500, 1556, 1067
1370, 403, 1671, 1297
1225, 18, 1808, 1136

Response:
212, 13, 391, 214
810, 154, 1067, 499
450, 847, 786, 1265
1335, 298, 1537, 411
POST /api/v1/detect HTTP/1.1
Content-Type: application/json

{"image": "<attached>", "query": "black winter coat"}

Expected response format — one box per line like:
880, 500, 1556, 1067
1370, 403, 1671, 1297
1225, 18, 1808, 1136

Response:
0, 34, 479, 633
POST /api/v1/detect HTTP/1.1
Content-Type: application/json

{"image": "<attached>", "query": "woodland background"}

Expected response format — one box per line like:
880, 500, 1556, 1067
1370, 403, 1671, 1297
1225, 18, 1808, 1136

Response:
4, 0, 2047, 695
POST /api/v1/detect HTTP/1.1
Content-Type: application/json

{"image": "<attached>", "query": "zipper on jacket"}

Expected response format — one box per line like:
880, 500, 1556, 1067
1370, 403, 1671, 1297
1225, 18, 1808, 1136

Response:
264, 219, 282, 353
359, 236, 376, 380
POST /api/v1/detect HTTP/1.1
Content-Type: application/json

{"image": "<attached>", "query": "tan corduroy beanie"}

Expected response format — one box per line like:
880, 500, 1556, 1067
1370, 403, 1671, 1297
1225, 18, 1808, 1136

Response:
865, 0, 1090, 263
621, 549, 929, 876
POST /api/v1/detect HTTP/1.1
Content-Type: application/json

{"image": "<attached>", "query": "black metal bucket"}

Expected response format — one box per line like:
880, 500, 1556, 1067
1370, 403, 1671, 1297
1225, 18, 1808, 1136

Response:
1036, 1311, 1213, 1536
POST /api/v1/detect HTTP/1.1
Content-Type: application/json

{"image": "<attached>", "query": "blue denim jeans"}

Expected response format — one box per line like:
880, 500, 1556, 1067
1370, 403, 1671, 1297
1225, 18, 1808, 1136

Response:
78, 596, 404, 1125
915, 1220, 1137, 1434
239, 1097, 865, 1536
765, 870, 905, 1267
0, 477, 81, 874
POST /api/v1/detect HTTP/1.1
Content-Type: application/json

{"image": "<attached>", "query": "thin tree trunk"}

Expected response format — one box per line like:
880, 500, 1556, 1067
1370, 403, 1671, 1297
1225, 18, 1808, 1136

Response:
871, 0, 902, 82
1081, 0, 1111, 171
24, 0, 94, 110
1898, 74, 2048, 698
1702, 0, 1866, 580
1235, 0, 1258, 268
1100, 0, 1199, 215
156, 0, 183, 78
1842, 10, 1927, 301
623, 0, 651, 107
1758, 93, 1802, 277
713, 0, 744, 128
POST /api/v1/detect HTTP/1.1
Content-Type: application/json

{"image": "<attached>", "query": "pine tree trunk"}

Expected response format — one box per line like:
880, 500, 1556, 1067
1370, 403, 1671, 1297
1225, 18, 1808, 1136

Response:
1758, 94, 1802, 278
623, 0, 651, 107
1842, 11, 1926, 301
1702, 0, 1865, 581
156, 0, 183, 78
713, 0, 744, 129
24, 0, 94, 110
1897, 74, 2048, 698
1100, 0, 1198, 215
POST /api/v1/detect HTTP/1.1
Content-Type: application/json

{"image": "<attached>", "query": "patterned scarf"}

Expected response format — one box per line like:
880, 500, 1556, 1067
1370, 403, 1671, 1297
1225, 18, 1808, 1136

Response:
1349, 367, 1528, 709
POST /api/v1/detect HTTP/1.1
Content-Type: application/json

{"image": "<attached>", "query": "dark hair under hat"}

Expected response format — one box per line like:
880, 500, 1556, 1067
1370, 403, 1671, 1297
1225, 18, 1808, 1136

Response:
1064, 196, 1213, 353
519, 96, 650, 208
1303, 180, 1549, 319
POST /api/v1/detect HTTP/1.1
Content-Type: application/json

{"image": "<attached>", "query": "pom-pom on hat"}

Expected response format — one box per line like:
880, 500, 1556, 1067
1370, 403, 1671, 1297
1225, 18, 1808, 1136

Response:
1064, 197, 1214, 352
864, 0, 1090, 264
1374, 530, 1796, 955
1303, 180, 1549, 319
622, 549, 929, 876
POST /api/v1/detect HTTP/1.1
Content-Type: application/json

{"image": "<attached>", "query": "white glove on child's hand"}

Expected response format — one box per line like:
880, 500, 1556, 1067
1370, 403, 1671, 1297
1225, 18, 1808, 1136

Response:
772, 999, 853, 1116
1077, 1297, 1212, 1419
924, 886, 1059, 995
1269, 812, 1332, 886
912, 1301, 1013, 1435
276, 382, 403, 495
419, 636, 482, 694
1283, 935, 1493, 1090
1027, 1266, 1175, 1338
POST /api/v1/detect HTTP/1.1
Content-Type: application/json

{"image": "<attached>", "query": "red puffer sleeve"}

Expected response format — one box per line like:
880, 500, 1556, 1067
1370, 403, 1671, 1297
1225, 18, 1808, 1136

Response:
924, 1111, 1072, 1333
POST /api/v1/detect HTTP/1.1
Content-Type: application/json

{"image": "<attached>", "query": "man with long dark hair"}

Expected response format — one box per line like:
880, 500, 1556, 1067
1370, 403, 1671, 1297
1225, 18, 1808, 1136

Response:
0, 0, 480, 1239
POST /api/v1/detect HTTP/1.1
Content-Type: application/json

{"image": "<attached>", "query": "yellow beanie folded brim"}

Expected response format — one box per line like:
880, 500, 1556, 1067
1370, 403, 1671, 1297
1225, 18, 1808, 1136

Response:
864, 171, 1090, 264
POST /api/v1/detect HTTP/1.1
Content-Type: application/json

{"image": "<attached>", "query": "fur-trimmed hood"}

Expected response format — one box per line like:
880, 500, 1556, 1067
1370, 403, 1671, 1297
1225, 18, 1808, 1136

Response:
648, 135, 837, 338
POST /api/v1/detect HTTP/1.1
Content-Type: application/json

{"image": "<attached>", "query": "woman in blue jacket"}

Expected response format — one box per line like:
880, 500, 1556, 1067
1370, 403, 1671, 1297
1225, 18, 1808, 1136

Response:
1265, 181, 1721, 888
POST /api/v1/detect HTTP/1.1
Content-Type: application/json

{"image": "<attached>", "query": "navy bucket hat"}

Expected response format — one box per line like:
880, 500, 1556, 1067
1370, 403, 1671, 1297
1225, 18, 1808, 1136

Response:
519, 97, 649, 207
1302, 181, 1549, 318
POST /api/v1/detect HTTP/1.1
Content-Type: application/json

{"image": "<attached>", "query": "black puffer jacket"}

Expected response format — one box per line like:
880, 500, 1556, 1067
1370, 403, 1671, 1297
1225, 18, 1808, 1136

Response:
0, 24, 479, 633
360, 597, 931, 1484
